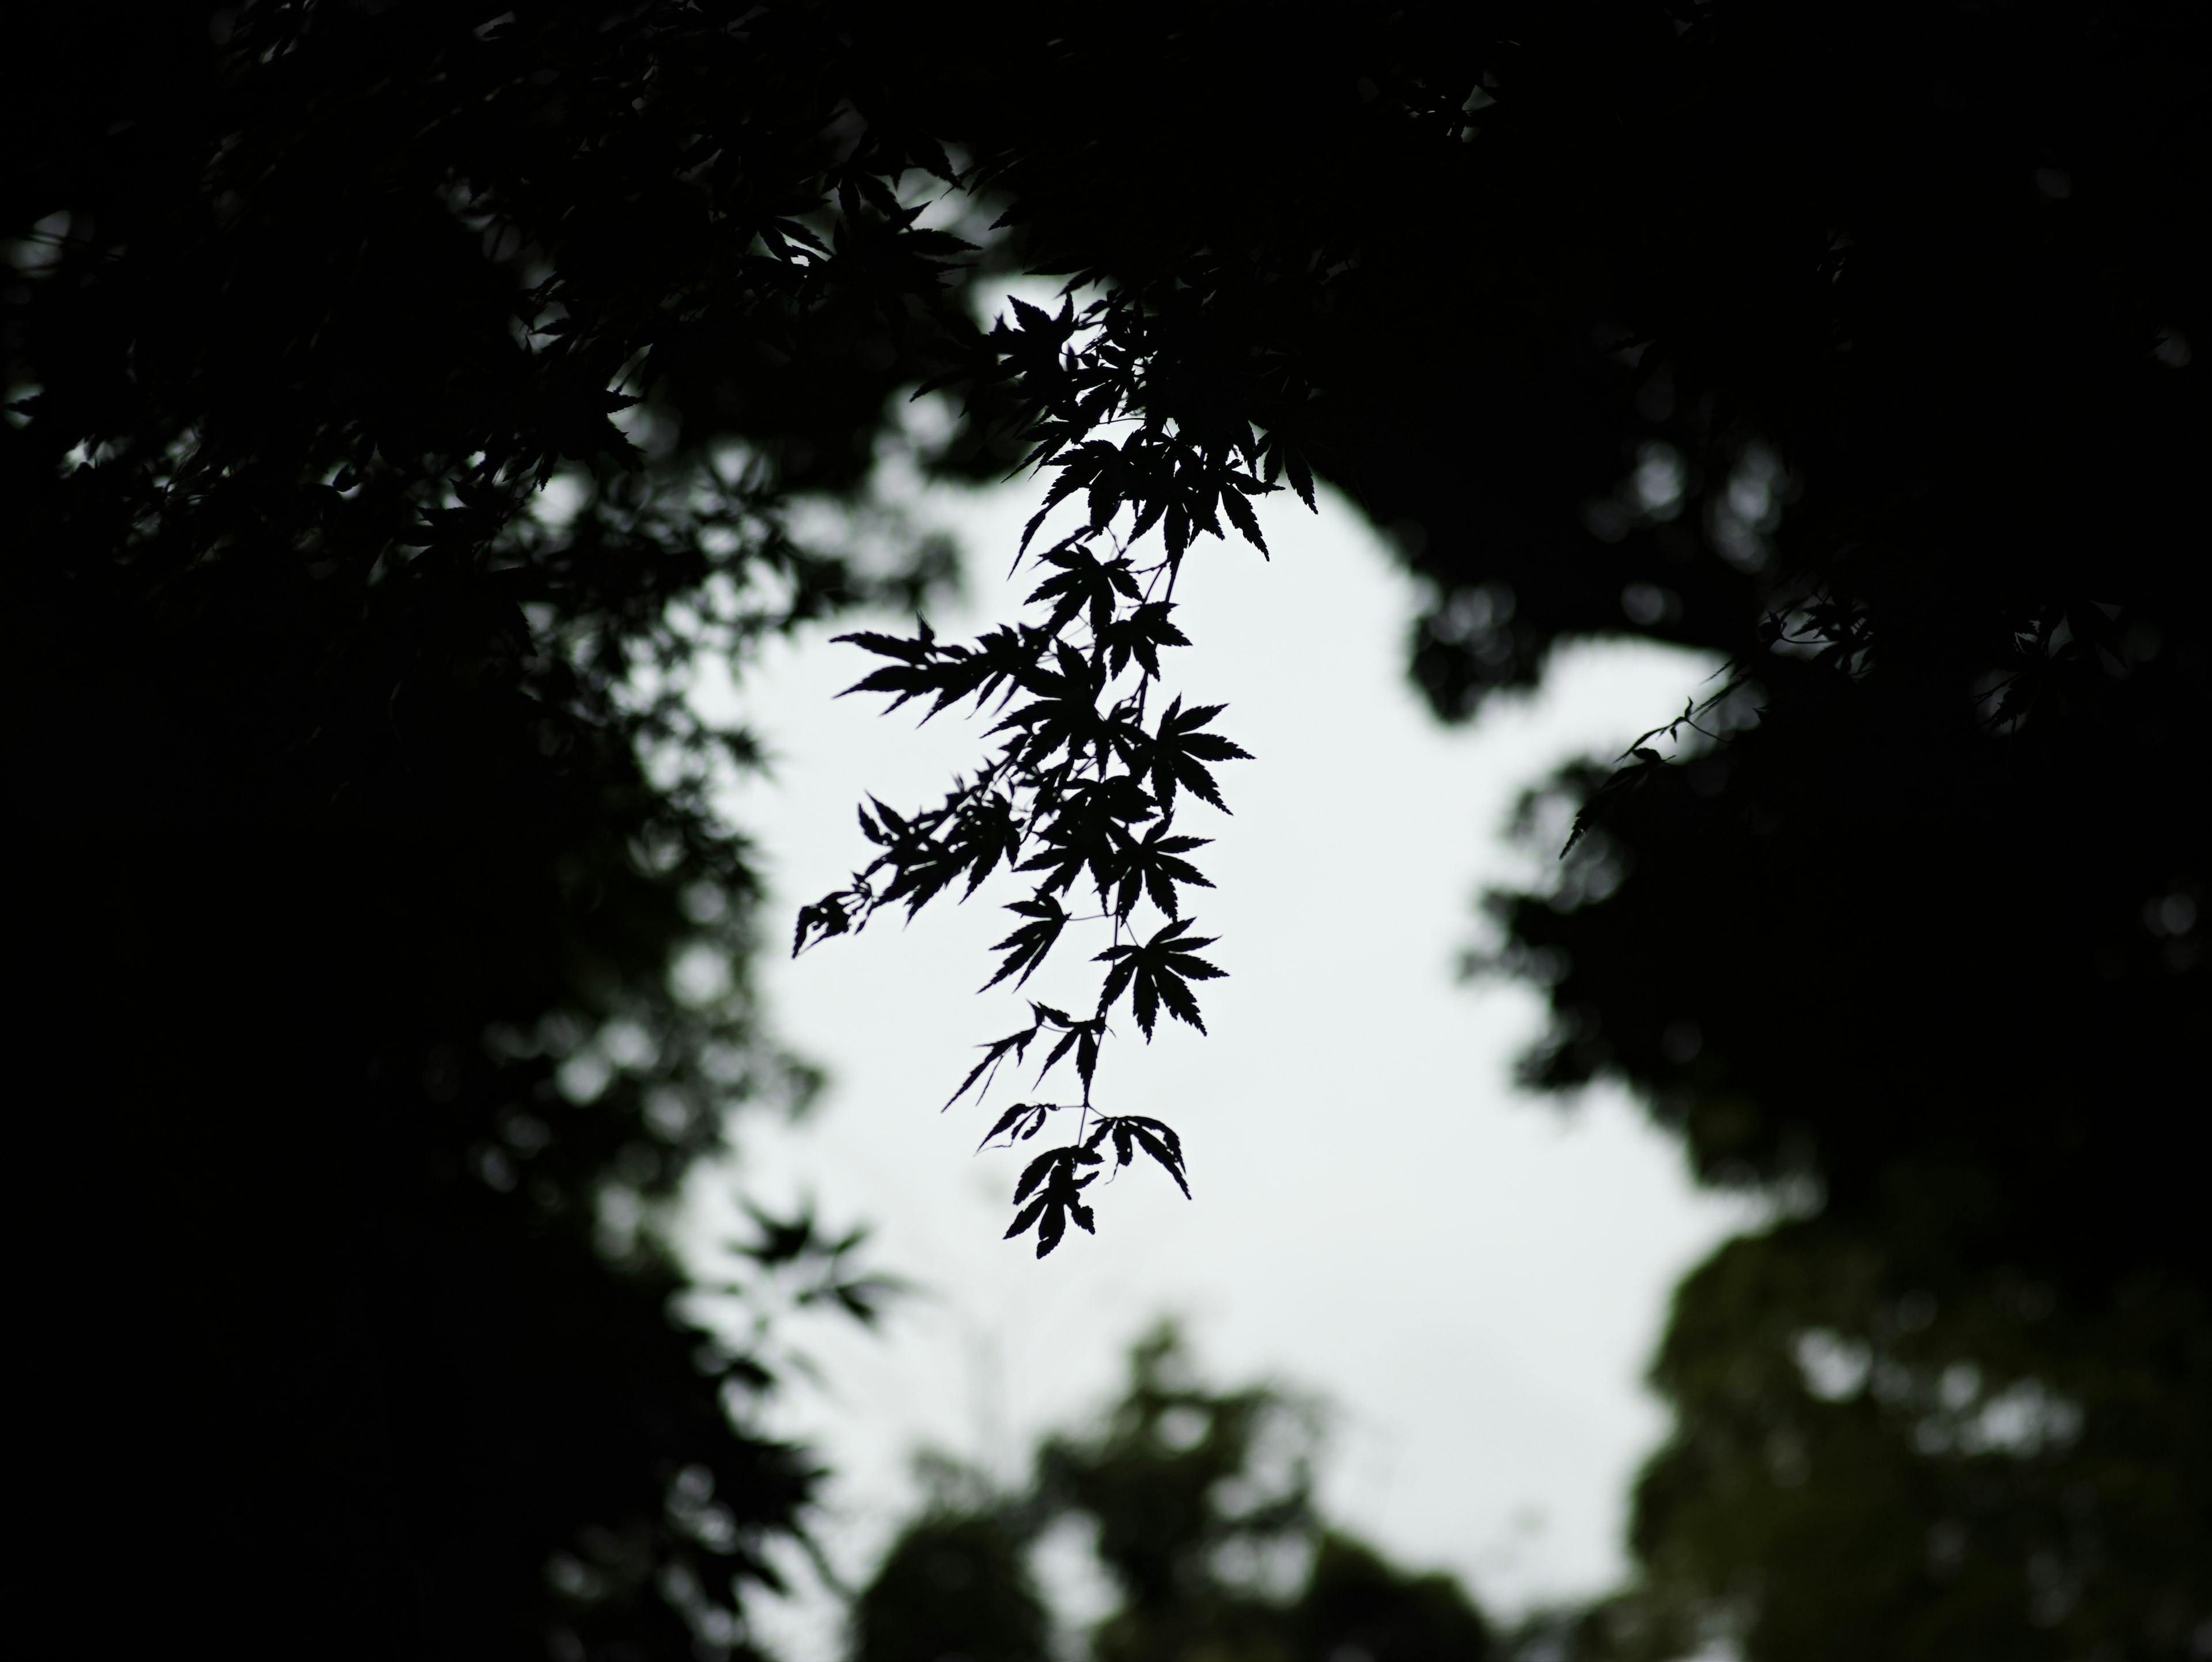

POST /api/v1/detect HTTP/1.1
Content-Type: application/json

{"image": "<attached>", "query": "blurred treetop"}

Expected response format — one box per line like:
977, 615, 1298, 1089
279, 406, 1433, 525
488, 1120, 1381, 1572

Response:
854, 1328, 1500, 1662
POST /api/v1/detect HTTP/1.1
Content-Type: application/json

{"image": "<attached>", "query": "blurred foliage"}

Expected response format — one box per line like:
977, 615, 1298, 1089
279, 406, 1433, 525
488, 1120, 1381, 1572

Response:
7, 2, 1004, 1655
854, 1512, 1054, 1662
1601, 1225, 2211, 1661
854, 1329, 1495, 1662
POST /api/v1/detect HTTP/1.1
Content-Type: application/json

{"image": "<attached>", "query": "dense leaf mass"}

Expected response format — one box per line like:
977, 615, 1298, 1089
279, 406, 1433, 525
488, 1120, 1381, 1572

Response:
854, 1331, 1499, 1662
7, 2, 1003, 1655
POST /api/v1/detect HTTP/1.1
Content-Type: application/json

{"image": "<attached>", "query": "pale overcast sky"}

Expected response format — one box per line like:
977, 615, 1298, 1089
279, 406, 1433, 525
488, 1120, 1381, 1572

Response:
680, 470, 1756, 1657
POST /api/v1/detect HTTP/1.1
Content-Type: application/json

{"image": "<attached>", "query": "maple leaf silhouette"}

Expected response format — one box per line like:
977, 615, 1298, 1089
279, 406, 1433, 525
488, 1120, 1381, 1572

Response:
812, 255, 1298, 1250
1095, 918, 1226, 1037
983, 896, 1070, 990
1138, 697, 1254, 814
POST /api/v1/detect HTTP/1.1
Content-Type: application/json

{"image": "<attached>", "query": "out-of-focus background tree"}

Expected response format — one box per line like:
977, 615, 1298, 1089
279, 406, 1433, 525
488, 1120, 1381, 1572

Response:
853, 1330, 1501, 1662
10, 5, 1004, 1653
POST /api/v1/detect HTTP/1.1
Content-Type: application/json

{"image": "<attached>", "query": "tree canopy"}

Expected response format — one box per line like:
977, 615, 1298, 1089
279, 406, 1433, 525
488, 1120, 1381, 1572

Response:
11, 3, 996, 1653
8, 1, 2203, 1656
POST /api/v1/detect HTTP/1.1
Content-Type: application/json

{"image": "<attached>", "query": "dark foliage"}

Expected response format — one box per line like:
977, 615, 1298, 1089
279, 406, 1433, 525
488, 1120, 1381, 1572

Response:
853, 1511, 1054, 1662
853, 1330, 1493, 1662
1607, 1221, 2210, 1660
7, 2, 1000, 1655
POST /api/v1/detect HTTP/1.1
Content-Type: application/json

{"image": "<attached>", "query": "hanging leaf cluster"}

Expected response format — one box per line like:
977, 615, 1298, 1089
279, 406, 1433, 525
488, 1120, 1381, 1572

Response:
793, 286, 1314, 1254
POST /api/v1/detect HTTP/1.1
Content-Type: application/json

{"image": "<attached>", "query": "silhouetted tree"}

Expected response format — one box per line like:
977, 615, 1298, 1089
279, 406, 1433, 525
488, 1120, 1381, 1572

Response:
854, 1509, 1054, 1662
1599, 1217, 2210, 1660
9, 3, 999, 1655
853, 1330, 1493, 1662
